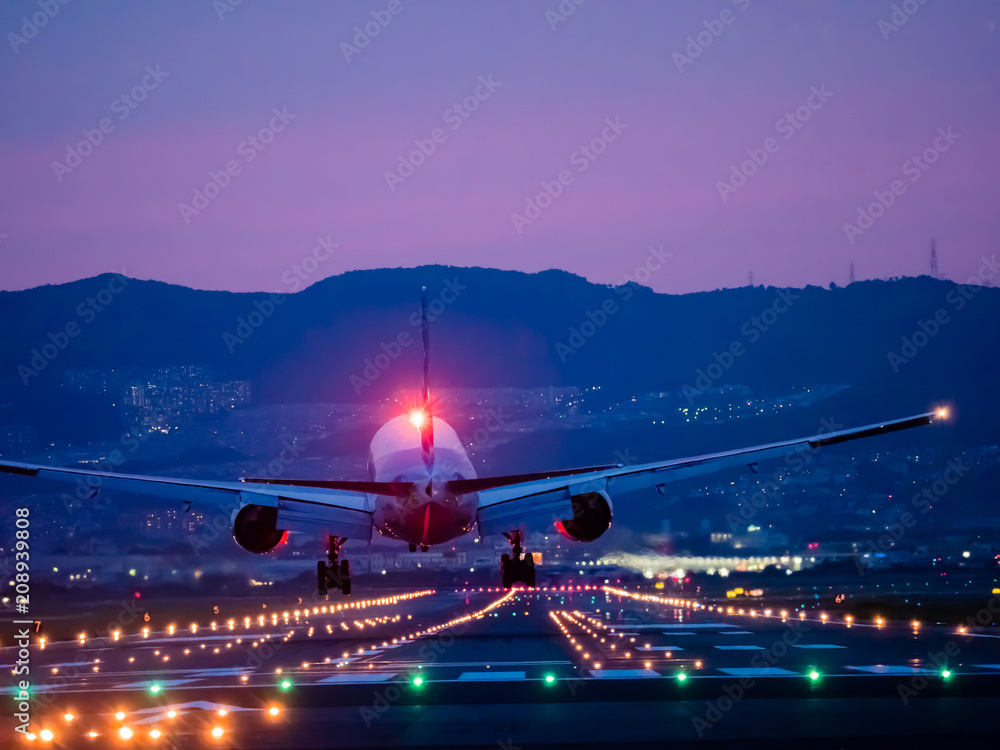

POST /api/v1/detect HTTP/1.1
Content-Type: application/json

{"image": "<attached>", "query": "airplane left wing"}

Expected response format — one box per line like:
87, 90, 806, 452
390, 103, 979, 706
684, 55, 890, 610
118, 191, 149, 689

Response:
0, 459, 374, 539
473, 410, 944, 538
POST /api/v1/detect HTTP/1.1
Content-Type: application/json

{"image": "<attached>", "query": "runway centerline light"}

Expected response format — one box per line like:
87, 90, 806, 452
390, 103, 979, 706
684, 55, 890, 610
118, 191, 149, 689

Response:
545, 674, 555, 684
809, 670, 821, 682
280, 679, 292, 691
412, 676, 424, 687
941, 669, 952, 680
677, 672, 688, 682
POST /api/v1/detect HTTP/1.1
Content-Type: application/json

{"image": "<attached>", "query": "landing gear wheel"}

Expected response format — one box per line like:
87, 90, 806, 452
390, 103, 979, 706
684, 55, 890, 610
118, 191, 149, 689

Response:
499, 531, 535, 588
317, 560, 328, 596
340, 560, 351, 596
318, 536, 351, 596
501, 554, 512, 589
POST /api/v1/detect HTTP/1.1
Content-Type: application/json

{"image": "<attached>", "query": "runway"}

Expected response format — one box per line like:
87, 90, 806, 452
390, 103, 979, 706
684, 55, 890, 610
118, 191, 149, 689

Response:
5, 584, 1000, 747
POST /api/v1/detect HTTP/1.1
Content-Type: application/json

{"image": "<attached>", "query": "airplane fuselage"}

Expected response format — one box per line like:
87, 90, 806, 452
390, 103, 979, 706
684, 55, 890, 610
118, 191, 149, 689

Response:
367, 415, 478, 545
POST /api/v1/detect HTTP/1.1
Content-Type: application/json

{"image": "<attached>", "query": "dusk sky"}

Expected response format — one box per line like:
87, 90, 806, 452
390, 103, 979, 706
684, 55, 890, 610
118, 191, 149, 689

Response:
1, 0, 998, 295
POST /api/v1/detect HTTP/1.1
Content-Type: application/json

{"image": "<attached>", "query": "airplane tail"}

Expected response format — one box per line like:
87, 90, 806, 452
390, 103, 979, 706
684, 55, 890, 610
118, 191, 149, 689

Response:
420, 286, 434, 470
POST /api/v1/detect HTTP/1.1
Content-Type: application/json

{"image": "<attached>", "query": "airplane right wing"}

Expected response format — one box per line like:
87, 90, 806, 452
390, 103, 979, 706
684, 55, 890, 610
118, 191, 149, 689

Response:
471, 409, 945, 538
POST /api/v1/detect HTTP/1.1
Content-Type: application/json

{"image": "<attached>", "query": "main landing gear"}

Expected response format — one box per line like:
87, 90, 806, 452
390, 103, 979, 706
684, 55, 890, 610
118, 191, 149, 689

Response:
318, 536, 351, 596
501, 530, 535, 589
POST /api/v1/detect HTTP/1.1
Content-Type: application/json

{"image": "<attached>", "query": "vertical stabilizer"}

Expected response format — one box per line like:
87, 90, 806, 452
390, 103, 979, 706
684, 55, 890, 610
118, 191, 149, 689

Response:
420, 287, 434, 469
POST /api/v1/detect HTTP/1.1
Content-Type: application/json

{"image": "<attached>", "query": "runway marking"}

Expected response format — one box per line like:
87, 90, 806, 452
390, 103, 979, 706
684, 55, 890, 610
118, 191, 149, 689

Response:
114, 678, 203, 689
719, 630, 755, 635
846, 666, 937, 675
717, 667, 797, 677
637, 646, 684, 651
972, 664, 1000, 670
457, 671, 526, 681
316, 672, 398, 684
589, 669, 659, 678
623, 624, 735, 630
714, 645, 764, 650
794, 644, 847, 649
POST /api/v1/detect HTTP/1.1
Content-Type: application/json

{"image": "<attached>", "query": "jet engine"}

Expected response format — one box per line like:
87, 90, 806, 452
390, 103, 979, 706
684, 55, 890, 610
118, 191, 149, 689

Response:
555, 490, 613, 542
232, 504, 287, 554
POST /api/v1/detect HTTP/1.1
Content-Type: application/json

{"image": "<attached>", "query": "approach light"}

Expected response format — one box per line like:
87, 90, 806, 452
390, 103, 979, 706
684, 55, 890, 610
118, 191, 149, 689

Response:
408, 409, 427, 429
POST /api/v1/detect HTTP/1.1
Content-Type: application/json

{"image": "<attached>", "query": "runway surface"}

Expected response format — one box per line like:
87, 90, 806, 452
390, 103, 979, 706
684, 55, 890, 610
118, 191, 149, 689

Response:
5, 584, 1000, 748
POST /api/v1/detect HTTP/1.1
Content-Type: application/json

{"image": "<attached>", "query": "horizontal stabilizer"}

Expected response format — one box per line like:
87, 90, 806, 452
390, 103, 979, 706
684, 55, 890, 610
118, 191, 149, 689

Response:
241, 477, 413, 497
448, 464, 619, 495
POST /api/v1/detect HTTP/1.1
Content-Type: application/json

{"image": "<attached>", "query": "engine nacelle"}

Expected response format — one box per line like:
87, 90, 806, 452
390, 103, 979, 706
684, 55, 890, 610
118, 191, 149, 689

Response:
555, 490, 613, 542
232, 504, 287, 554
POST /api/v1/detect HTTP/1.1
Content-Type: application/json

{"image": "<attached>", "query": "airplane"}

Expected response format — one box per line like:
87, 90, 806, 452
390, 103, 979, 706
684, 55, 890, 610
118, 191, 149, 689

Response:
0, 289, 947, 595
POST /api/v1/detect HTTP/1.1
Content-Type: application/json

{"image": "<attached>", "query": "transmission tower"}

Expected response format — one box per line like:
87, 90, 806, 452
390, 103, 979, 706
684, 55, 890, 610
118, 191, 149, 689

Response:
930, 238, 939, 278
748, 271, 754, 286
849, 261, 855, 285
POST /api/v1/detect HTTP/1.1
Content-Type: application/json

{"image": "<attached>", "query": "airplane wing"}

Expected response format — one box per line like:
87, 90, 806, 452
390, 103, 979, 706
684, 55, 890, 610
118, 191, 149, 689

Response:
473, 410, 944, 538
0, 459, 373, 539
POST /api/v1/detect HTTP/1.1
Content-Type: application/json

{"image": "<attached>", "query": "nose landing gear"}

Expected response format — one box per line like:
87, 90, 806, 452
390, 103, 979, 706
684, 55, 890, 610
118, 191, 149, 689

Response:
500, 530, 535, 589
318, 536, 351, 596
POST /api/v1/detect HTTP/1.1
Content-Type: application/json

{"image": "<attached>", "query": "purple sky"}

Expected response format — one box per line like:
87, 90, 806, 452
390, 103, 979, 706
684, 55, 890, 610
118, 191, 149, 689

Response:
1, 1, 998, 294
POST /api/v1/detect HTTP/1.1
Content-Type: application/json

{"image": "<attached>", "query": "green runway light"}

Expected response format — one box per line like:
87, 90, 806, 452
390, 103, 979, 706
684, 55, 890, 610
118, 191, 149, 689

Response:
676, 672, 688, 683
412, 676, 424, 687
544, 674, 555, 684
149, 684, 161, 695
941, 669, 952, 680
808, 670, 821, 682
280, 680, 292, 691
